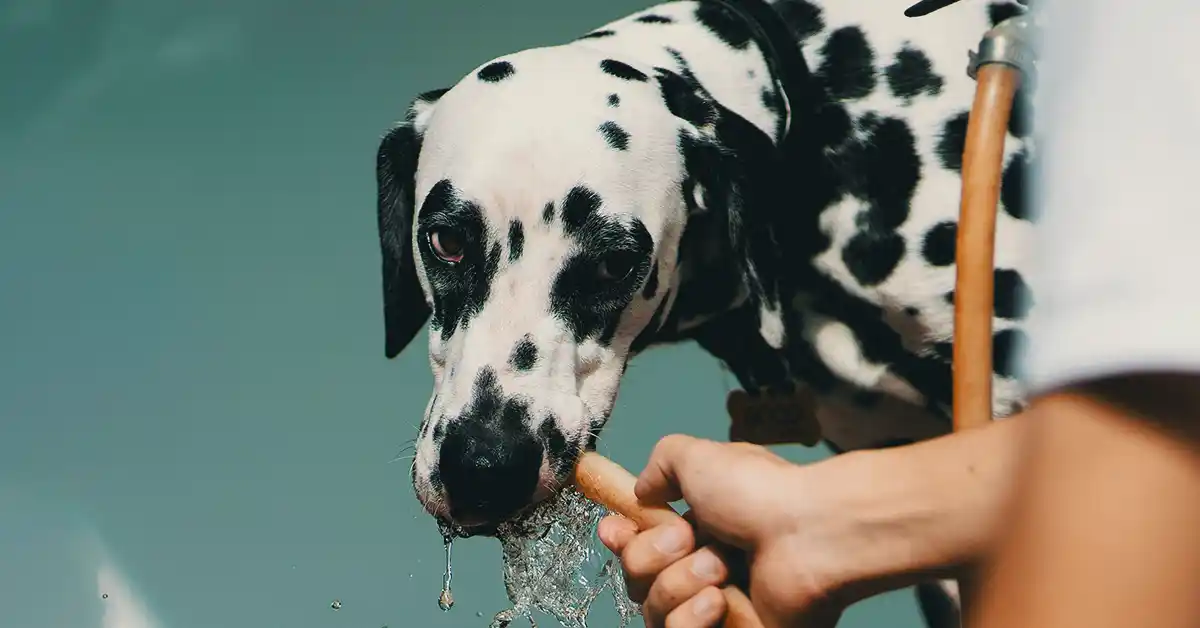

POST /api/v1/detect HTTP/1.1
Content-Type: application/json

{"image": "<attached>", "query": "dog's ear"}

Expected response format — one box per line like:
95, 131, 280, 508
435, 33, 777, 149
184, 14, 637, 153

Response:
377, 88, 448, 359
655, 68, 791, 350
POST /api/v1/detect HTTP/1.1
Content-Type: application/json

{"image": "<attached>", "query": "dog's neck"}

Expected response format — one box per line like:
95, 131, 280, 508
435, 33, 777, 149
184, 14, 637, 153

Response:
579, 1, 844, 396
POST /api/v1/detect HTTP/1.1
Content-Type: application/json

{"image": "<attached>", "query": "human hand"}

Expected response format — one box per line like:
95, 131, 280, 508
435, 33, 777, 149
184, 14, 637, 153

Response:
597, 435, 847, 628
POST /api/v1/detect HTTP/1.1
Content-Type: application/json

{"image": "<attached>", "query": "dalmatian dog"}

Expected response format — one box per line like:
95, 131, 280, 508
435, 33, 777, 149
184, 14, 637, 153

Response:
375, 0, 1035, 625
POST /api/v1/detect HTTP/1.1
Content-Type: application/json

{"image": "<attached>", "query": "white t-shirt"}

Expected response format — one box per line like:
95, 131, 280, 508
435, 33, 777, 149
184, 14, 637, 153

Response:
1020, 0, 1200, 393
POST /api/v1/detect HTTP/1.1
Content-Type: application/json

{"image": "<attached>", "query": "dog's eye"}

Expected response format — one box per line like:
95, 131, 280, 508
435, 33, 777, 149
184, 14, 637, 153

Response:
429, 228, 465, 263
597, 251, 637, 282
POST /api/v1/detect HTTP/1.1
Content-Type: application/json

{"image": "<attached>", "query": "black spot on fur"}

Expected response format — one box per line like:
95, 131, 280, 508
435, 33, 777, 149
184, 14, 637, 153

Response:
537, 418, 576, 477
761, 87, 783, 116
775, 0, 825, 42
655, 68, 715, 128
760, 87, 787, 141
560, 186, 602, 235
477, 61, 515, 83
993, 328, 1026, 378
885, 45, 944, 101
921, 221, 957, 267
416, 180, 502, 339
663, 47, 701, 85
943, 290, 955, 304
635, 13, 673, 23
839, 115, 921, 286
509, 335, 538, 371
1001, 150, 1031, 221
507, 220, 524, 263
541, 201, 555, 224
694, 1, 753, 49
600, 59, 648, 82
598, 121, 630, 151
842, 232, 906, 286
994, 268, 1032, 320
551, 187, 654, 343
816, 27, 877, 101
813, 103, 853, 153
844, 115, 922, 230
904, 306, 920, 317
607, 93, 620, 107
987, 2, 1023, 27
539, 415, 567, 459
579, 29, 615, 39
642, 263, 659, 299
936, 111, 970, 172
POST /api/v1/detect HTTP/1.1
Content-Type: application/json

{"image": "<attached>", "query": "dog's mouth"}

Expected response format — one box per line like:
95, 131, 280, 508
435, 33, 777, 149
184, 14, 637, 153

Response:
435, 452, 599, 539
443, 518, 501, 539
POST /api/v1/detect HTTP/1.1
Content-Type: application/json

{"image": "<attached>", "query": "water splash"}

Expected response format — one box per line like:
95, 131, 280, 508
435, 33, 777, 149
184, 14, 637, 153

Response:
486, 487, 642, 627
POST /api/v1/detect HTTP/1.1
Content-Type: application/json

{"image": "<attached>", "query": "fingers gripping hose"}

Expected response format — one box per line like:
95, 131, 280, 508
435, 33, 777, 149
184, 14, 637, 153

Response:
574, 451, 765, 628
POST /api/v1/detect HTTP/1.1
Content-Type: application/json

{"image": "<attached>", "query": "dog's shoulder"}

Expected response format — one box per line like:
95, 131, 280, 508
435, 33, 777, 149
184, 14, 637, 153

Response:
775, 0, 1035, 419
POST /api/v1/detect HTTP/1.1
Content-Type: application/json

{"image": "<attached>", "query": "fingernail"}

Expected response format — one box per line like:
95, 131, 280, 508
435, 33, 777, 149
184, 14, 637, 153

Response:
690, 552, 723, 581
692, 589, 719, 618
653, 526, 689, 554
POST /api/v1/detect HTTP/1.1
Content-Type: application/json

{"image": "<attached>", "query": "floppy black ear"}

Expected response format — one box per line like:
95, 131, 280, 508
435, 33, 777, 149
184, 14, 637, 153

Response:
656, 67, 791, 350
376, 88, 447, 359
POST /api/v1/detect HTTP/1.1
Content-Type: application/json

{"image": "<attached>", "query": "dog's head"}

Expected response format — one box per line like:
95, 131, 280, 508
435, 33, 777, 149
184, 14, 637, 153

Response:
378, 46, 789, 533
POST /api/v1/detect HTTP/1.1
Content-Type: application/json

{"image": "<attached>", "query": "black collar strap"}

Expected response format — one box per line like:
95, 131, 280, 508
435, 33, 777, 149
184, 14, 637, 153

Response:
700, 0, 824, 150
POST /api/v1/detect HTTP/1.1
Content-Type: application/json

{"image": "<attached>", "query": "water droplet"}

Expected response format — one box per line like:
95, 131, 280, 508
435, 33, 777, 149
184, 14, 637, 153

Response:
330, 599, 342, 610
101, 593, 108, 600
438, 532, 455, 612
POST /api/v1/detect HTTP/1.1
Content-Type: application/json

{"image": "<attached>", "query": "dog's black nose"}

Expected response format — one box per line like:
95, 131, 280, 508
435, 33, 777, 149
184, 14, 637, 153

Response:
437, 419, 544, 527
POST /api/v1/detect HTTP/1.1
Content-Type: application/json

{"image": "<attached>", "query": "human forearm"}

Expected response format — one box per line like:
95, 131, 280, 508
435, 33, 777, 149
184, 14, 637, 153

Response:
973, 378, 1200, 628
798, 415, 1026, 603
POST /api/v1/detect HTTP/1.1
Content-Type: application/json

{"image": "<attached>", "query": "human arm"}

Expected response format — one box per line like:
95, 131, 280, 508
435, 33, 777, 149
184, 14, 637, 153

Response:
599, 413, 1027, 628
973, 378, 1200, 628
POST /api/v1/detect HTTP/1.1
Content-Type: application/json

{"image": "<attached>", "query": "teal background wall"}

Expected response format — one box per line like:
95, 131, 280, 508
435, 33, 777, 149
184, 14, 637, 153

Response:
0, 0, 925, 626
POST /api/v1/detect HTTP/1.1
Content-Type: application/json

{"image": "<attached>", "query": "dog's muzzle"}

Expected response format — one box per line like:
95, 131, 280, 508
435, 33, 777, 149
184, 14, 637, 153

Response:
435, 412, 546, 530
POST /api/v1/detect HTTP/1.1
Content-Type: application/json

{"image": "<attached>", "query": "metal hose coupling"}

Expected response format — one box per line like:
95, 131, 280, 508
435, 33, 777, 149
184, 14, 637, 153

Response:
967, 12, 1040, 85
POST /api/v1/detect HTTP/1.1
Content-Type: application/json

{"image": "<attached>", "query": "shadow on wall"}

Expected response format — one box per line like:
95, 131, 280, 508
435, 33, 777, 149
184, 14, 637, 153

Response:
0, 0, 115, 140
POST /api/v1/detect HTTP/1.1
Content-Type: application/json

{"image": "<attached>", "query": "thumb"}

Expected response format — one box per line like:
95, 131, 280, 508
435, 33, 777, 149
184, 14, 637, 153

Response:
633, 434, 710, 505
